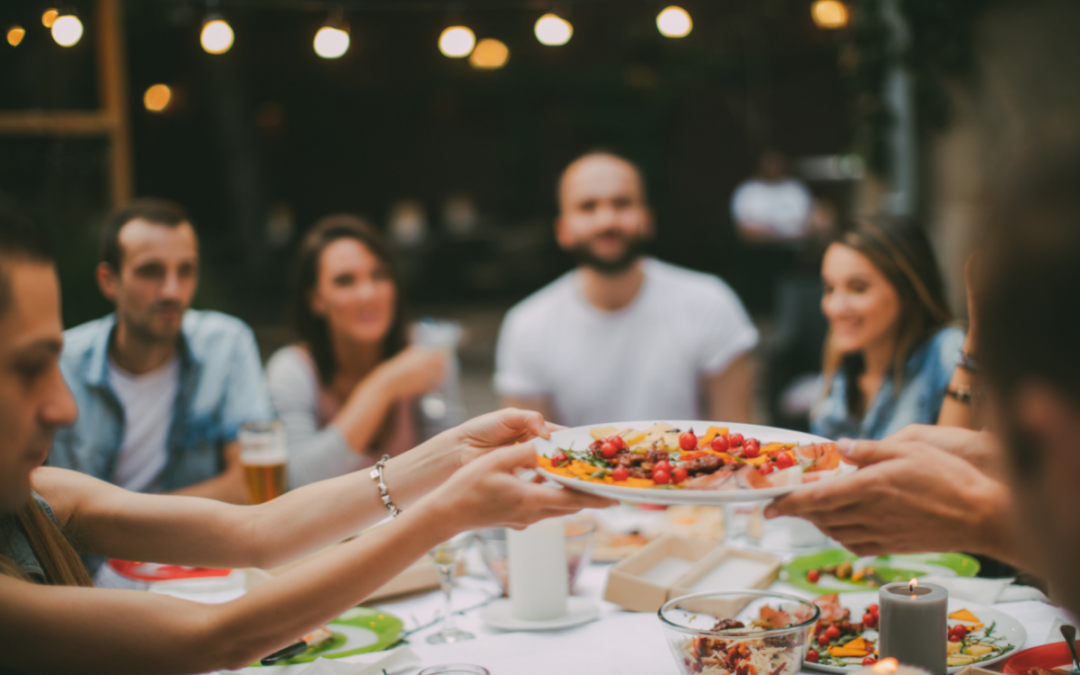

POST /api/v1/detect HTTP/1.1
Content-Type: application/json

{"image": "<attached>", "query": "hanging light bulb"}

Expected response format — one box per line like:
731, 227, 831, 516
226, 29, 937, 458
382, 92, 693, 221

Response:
656, 6, 693, 38
534, 13, 572, 46
438, 26, 475, 58
7, 25, 25, 47
144, 84, 172, 112
469, 38, 509, 69
811, 0, 849, 29
41, 9, 59, 28
51, 10, 83, 47
314, 7, 349, 59
201, 14, 234, 54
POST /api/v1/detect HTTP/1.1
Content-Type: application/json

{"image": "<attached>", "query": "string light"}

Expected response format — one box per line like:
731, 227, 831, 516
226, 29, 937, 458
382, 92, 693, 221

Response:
656, 6, 693, 38
314, 26, 349, 58
144, 84, 172, 112
438, 26, 475, 58
534, 13, 573, 46
811, 0, 850, 29
41, 9, 59, 28
469, 38, 509, 69
6, 26, 25, 47
201, 15, 234, 54
51, 11, 83, 47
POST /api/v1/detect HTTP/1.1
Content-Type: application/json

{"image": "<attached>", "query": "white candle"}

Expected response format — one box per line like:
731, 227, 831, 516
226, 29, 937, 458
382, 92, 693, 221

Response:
507, 518, 569, 621
879, 580, 948, 675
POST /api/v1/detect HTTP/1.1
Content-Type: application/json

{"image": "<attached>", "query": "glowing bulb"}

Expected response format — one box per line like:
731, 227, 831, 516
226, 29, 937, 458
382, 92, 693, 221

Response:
42, 9, 59, 28
51, 14, 83, 47
201, 19, 234, 54
656, 6, 693, 38
314, 26, 349, 58
811, 0, 849, 29
7, 26, 25, 47
438, 26, 475, 58
143, 84, 172, 112
873, 658, 899, 674
534, 13, 573, 46
469, 38, 509, 69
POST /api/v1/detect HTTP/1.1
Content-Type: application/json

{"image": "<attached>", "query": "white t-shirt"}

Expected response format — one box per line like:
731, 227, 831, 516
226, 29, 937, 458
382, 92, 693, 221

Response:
494, 258, 759, 427
107, 355, 180, 493
731, 178, 813, 240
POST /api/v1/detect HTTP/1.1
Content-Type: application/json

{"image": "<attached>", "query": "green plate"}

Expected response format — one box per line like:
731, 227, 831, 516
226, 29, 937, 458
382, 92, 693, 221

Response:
253, 606, 403, 666
782, 549, 980, 594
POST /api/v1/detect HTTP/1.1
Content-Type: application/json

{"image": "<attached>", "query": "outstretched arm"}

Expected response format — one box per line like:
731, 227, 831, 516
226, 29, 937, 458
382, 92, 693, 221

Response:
5, 444, 616, 675
43, 408, 557, 571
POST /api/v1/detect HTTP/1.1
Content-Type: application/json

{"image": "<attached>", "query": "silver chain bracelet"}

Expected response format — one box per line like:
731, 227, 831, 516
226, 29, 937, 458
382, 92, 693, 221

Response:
369, 454, 403, 518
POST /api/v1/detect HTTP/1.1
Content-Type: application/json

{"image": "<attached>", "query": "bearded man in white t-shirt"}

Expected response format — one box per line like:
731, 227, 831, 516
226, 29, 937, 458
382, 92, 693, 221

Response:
494, 151, 759, 427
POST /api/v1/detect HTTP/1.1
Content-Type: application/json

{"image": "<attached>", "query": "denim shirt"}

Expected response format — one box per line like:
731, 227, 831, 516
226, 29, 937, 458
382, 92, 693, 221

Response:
810, 326, 966, 441
49, 310, 274, 492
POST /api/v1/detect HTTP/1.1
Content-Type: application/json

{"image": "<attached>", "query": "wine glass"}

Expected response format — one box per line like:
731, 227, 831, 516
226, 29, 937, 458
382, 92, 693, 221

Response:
426, 532, 475, 644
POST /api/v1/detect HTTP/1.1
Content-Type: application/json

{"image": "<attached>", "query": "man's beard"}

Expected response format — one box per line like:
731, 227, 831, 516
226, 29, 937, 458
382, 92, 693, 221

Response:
122, 301, 186, 344
568, 232, 646, 275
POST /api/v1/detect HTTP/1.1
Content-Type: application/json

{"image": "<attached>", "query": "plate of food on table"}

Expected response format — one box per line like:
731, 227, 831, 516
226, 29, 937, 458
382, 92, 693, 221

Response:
533, 420, 855, 505
802, 592, 1025, 674
254, 607, 403, 666
1002, 638, 1080, 675
783, 550, 981, 594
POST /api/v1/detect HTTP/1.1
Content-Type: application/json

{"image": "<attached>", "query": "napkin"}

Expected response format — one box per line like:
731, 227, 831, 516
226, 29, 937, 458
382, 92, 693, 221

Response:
920, 575, 1048, 605
211, 645, 420, 675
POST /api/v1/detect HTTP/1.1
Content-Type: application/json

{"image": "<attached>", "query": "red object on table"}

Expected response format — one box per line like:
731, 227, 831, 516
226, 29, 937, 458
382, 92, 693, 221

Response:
108, 559, 232, 582
1003, 641, 1080, 675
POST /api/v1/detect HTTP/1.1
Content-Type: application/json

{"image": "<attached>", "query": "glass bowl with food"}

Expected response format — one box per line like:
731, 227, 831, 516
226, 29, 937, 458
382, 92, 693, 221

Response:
659, 591, 821, 675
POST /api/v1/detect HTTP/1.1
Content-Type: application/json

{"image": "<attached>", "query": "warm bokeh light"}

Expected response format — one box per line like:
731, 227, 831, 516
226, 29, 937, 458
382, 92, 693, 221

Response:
6, 26, 25, 47
201, 19, 234, 54
51, 14, 83, 47
534, 13, 573, 46
438, 26, 475, 58
469, 38, 509, 69
656, 6, 693, 38
143, 84, 172, 112
314, 26, 349, 58
811, 0, 850, 29
41, 9, 59, 28
873, 658, 899, 674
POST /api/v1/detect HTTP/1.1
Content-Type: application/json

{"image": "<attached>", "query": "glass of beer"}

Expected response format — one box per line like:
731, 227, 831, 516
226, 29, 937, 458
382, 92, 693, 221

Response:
239, 420, 288, 504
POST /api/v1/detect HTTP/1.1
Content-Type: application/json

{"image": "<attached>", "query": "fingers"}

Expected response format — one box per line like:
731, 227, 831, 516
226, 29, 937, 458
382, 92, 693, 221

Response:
766, 476, 866, 519
836, 437, 907, 467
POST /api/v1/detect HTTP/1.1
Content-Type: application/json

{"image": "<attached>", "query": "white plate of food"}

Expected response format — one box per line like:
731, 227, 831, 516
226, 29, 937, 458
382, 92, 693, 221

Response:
803, 592, 1026, 674
533, 420, 854, 505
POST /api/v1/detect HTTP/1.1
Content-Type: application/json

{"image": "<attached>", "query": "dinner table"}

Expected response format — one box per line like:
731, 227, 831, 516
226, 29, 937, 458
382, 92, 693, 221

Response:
211, 510, 1077, 675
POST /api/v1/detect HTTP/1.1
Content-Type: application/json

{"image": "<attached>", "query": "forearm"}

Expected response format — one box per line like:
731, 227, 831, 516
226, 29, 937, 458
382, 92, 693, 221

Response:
166, 463, 247, 504
333, 368, 398, 453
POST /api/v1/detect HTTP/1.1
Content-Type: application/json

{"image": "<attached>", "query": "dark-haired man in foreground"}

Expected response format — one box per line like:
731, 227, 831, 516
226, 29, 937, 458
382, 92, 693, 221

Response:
49, 199, 272, 516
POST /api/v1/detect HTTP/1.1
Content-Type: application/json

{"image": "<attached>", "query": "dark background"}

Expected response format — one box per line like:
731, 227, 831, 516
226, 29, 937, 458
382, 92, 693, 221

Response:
1, 0, 851, 330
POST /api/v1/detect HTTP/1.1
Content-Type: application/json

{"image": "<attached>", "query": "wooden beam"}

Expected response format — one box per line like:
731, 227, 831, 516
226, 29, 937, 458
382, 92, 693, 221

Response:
96, 0, 134, 207
0, 111, 114, 136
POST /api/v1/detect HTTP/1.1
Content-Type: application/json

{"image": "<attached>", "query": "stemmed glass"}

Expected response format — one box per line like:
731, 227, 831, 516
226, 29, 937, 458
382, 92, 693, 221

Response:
426, 532, 475, 644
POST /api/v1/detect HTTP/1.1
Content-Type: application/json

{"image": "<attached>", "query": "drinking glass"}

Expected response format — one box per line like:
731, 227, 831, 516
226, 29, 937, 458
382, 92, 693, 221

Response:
238, 420, 288, 504
412, 318, 463, 421
426, 532, 475, 644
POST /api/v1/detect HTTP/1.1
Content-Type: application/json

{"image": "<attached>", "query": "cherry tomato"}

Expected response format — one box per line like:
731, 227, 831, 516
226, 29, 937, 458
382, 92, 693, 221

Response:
711, 435, 729, 453
654, 460, 673, 474
611, 435, 627, 450
951, 625, 968, 640
743, 439, 760, 458
611, 466, 629, 482
679, 431, 698, 451
949, 635, 961, 643
868, 604, 880, 616
825, 626, 841, 641
863, 657, 878, 666
551, 451, 569, 467
817, 633, 830, 647
652, 468, 671, 485
672, 466, 689, 483
601, 441, 619, 459
759, 462, 774, 475
807, 569, 821, 583
862, 613, 876, 627
775, 451, 794, 469
806, 650, 820, 663
728, 433, 744, 447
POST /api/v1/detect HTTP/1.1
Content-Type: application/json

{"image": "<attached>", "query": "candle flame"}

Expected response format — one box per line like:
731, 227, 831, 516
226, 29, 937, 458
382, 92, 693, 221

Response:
908, 578, 918, 592
874, 658, 899, 673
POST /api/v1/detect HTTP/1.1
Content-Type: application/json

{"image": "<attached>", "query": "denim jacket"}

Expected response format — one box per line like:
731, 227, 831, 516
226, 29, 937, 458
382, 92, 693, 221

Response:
49, 310, 274, 491
810, 326, 966, 441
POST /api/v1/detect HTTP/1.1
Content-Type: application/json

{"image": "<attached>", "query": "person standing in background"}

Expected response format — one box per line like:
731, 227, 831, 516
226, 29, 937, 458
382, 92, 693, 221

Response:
731, 149, 814, 244
494, 151, 759, 427
49, 199, 273, 518
266, 215, 465, 488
